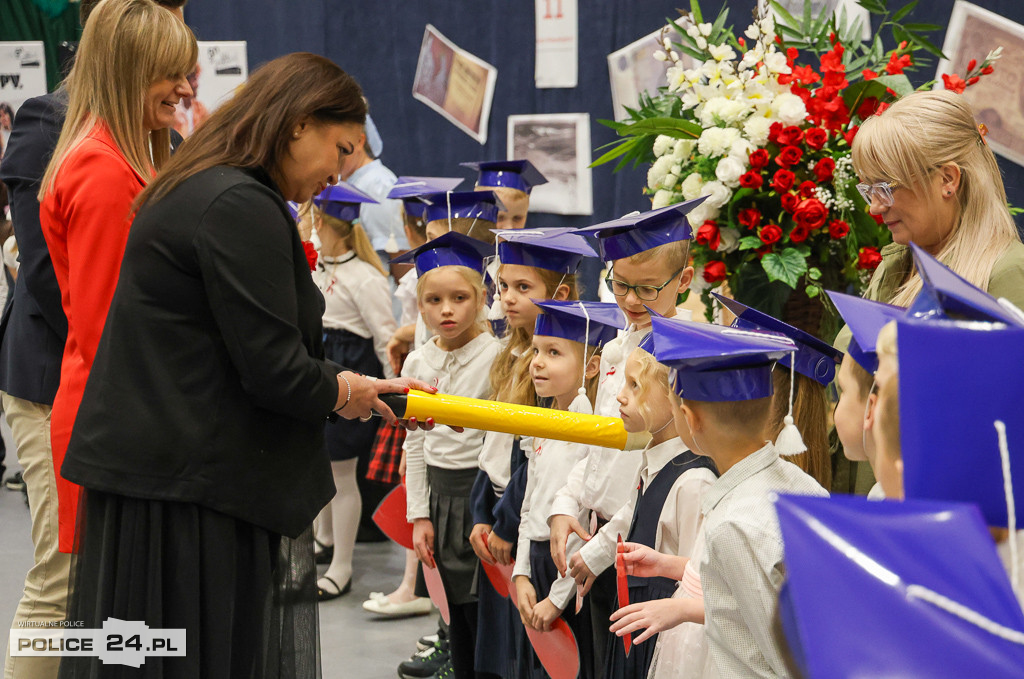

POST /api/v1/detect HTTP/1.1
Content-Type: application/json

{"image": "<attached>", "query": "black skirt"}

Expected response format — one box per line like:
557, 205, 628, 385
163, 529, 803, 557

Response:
323, 328, 383, 461
59, 489, 320, 679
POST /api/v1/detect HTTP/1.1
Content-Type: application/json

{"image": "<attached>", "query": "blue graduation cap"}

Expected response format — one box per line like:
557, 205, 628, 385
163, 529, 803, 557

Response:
313, 182, 378, 223
827, 291, 905, 374
649, 315, 795, 401
493, 228, 598, 274
532, 300, 625, 348
897, 317, 1024, 528
713, 293, 843, 385
461, 160, 548, 194
776, 493, 1024, 678
387, 176, 465, 201
389, 231, 493, 276
419, 190, 505, 225
572, 197, 708, 261
637, 331, 655, 355
907, 243, 1024, 326
286, 201, 300, 221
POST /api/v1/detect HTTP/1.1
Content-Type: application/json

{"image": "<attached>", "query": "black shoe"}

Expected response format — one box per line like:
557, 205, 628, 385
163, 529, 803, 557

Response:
314, 538, 334, 565
426, 658, 453, 679
398, 640, 449, 679
4, 471, 25, 492
316, 576, 351, 602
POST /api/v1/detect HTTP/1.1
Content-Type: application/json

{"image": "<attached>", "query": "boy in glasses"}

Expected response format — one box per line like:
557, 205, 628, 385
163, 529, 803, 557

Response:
545, 198, 706, 669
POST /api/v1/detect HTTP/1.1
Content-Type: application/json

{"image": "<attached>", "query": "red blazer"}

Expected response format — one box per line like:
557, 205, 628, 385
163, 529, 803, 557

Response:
40, 122, 149, 552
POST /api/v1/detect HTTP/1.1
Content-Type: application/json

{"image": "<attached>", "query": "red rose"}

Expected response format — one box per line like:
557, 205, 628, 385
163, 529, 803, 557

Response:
759, 224, 782, 245
302, 240, 318, 271
777, 126, 804, 146
771, 169, 796, 193
804, 128, 828, 150
738, 207, 762, 230
857, 247, 883, 270
739, 171, 764, 190
793, 198, 829, 229
789, 224, 810, 243
696, 220, 721, 251
768, 122, 784, 144
814, 157, 836, 183
703, 260, 727, 283
749, 149, 770, 170
775, 145, 804, 168
857, 96, 881, 120
780, 192, 799, 213
828, 219, 850, 239
798, 180, 818, 198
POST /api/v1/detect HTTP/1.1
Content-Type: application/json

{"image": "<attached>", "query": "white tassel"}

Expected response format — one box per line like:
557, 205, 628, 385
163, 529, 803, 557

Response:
487, 299, 505, 321
570, 302, 594, 415
385, 232, 399, 254
775, 353, 807, 456
569, 387, 593, 415
995, 420, 1020, 598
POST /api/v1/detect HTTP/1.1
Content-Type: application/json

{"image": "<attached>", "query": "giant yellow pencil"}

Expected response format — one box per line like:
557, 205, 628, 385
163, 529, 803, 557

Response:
381, 390, 645, 450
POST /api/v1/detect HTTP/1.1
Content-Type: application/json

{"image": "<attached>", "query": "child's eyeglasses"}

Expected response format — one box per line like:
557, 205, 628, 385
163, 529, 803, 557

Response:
605, 267, 685, 302
856, 180, 900, 207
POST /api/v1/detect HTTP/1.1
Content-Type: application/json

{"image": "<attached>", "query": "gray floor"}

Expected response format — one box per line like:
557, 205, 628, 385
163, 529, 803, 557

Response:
0, 441, 437, 678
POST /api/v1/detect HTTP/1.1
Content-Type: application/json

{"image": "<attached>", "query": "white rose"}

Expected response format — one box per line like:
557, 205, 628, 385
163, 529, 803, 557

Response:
673, 139, 696, 161
715, 156, 745, 187
718, 226, 741, 253
729, 137, 756, 165
651, 189, 676, 209
681, 172, 704, 200
708, 44, 737, 62
770, 92, 807, 125
743, 115, 773, 145
647, 154, 674, 190
686, 201, 720, 228
701, 180, 732, 209
653, 134, 675, 157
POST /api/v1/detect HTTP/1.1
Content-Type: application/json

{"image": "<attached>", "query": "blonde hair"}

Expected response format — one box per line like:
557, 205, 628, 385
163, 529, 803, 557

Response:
416, 265, 489, 336
631, 347, 673, 431
624, 239, 690, 270
853, 89, 1020, 307
490, 266, 579, 406
875, 370, 902, 461
41, 0, 197, 200
770, 369, 832, 488
875, 321, 898, 372
484, 186, 529, 209
426, 217, 497, 244
316, 208, 387, 276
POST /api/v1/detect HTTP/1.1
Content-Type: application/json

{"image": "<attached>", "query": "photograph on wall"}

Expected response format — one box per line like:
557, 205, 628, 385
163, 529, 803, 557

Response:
174, 41, 248, 138
607, 27, 685, 122
0, 41, 47, 161
413, 24, 497, 144
535, 0, 578, 88
937, 2, 1024, 166
507, 113, 593, 216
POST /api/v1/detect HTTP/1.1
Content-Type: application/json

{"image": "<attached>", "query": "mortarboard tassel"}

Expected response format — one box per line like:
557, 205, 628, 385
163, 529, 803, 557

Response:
995, 419, 1020, 597
487, 239, 504, 321
775, 352, 807, 456
569, 302, 594, 415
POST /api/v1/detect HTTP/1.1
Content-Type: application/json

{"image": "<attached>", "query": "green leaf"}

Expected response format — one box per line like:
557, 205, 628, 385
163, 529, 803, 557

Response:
902, 22, 941, 31
612, 116, 703, 139
909, 32, 946, 59
890, 0, 917, 23
690, 0, 703, 25
857, 0, 887, 13
739, 235, 763, 251
770, 0, 801, 29
762, 249, 809, 289
805, 285, 821, 298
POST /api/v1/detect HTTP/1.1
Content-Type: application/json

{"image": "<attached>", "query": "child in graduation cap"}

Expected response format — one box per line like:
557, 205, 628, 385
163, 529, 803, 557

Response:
462, 159, 547, 231
624, 316, 828, 678
307, 182, 397, 601
512, 300, 624, 679
392, 231, 501, 678
546, 198, 704, 668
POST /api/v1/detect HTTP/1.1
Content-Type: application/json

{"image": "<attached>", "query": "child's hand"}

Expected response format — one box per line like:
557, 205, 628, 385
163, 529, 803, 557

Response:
398, 450, 407, 477
386, 335, 410, 376
514, 576, 538, 628
608, 597, 704, 644
549, 514, 592, 577
469, 523, 495, 565
568, 552, 597, 594
531, 597, 563, 632
618, 542, 688, 580
488, 532, 514, 566
412, 518, 435, 568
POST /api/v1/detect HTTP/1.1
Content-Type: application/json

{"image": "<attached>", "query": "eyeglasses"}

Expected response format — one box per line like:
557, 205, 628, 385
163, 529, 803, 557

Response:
856, 180, 900, 207
604, 267, 684, 301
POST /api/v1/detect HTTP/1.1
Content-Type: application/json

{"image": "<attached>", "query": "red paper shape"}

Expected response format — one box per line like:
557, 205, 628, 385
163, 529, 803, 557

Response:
480, 532, 511, 598
525, 619, 580, 679
422, 563, 450, 625
372, 484, 414, 550
616, 534, 631, 657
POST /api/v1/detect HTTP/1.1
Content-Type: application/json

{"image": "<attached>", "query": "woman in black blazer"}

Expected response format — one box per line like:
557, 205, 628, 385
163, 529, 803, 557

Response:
58, 53, 432, 679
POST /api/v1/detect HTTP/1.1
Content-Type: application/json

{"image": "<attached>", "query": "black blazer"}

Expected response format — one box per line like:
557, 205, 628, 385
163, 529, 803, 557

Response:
0, 93, 184, 405
0, 92, 69, 404
62, 166, 338, 538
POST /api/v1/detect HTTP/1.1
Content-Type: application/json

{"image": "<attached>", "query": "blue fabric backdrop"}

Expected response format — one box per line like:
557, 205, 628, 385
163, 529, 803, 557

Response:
183, 0, 1024, 234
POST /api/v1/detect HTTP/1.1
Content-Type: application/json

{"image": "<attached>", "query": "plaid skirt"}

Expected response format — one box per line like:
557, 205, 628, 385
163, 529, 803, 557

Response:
367, 421, 405, 485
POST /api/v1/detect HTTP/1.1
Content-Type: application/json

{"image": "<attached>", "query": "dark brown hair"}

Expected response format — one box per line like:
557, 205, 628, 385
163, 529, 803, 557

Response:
137, 52, 366, 209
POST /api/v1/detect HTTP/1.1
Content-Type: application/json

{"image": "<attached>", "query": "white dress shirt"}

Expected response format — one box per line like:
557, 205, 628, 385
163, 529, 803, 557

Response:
576, 437, 715, 575
313, 253, 397, 378
514, 436, 591, 610
395, 268, 419, 327
699, 443, 828, 679
403, 332, 500, 521
347, 159, 406, 252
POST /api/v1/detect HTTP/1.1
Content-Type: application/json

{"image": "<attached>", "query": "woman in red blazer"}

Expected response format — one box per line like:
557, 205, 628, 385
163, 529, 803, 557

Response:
38, 0, 197, 553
